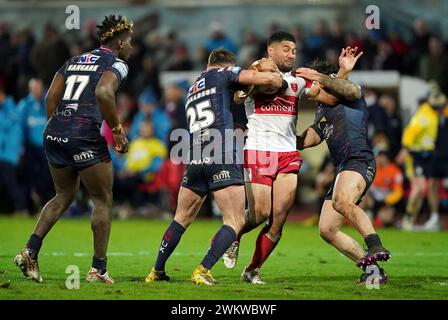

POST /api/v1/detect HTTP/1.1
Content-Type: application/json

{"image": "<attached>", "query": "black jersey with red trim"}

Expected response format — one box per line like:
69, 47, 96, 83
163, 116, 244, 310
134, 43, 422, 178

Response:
45, 47, 128, 140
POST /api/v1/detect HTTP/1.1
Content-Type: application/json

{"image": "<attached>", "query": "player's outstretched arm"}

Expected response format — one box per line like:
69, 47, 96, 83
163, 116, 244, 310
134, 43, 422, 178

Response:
238, 69, 284, 89
296, 127, 322, 150
95, 70, 129, 153
296, 67, 361, 102
45, 73, 65, 119
337, 46, 363, 80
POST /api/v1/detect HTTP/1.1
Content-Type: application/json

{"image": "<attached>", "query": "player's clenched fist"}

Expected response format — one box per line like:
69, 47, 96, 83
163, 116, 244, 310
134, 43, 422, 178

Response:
112, 124, 129, 153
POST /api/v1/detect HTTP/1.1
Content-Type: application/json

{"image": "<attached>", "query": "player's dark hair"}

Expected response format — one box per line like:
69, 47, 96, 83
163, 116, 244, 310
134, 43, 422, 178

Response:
267, 31, 296, 45
97, 15, 133, 45
308, 58, 339, 76
208, 48, 236, 66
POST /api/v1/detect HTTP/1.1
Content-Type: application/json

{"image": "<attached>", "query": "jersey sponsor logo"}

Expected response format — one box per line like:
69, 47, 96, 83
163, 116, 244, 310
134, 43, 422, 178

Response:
46, 134, 68, 144
254, 95, 298, 116
67, 64, 99, 72
66, 104, 78, 111
55, 104, 78, 117
112, 61, 128, 80
78, 53, 100, 64
190, 157, 211, 165
188, 78, 206, 95
73, 150, 94, 162
212, 170, 231, 182
290, 83, 298, 92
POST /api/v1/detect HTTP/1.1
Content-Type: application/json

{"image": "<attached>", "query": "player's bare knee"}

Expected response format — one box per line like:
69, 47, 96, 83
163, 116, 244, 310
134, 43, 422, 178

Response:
53, 190, 76, 210
254, 204, 270, 222
319, 225, 336, 244
332, 195, 352, 215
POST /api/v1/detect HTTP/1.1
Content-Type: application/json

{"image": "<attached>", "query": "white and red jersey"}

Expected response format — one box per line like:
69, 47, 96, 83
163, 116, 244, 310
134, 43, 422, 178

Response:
244, 72, 307, 152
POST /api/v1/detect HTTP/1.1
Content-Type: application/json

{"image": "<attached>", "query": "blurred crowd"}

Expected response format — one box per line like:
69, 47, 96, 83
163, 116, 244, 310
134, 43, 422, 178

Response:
0, 16, 447, 228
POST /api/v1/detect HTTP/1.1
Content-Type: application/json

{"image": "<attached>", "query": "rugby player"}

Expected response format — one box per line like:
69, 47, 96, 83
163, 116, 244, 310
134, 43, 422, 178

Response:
14, 15, 133, 284
296, 55, 391, 284
223, 32, 318, 284
145, 48, 285, 285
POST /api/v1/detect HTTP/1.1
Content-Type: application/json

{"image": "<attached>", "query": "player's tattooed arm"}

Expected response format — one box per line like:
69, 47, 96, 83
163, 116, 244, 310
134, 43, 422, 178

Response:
296, 67, 361, 102
45, 73, 65, 119
296, 127, 322, 150
318, 76, 362, 101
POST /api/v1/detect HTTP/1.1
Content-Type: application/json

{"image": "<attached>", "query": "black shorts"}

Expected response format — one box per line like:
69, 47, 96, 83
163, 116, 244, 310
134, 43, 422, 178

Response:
406, 151, 432, 178
44, 134, 111, 171
325, 157, 376, 205
181, 162, 244, 195
428, 156, 448, 178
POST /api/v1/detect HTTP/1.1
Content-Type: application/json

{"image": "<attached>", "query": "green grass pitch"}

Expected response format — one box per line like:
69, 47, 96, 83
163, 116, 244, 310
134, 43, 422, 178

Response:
0, 216, 447, 300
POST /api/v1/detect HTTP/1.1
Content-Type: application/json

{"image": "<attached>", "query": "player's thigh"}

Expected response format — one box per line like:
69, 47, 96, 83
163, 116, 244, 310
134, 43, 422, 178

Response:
49, 163, 80, 198
78, 160, 113, 203
332, 170, 366, 205
213, 184, 245, 228
319, 199, 345, 236
245, 181, 272, 219
174, 186, 206, 228
272, 173, 298, 216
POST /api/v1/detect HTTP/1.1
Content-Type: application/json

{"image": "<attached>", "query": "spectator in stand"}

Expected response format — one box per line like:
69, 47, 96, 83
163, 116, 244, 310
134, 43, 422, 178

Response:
303, 19, 330, 62
115, 120, 167, 211
405, 19, 431, 75
328, 21, 346, 51
387, 30, 408, 61
237, 30, 260, 69
15, 28, 35, 99
0, 83, 27, 215
18, 78, 54, 213
131, 54, 162, 100
365, 88, 387, 139
378, 94, 403, 158
363, 146, 404, 228
419, 36, 448, 95
167, 45, 193, 71
30, 24, 70, 88
205, 20, 237, 54
372, 39, 401, 71
129, 88, 171, 144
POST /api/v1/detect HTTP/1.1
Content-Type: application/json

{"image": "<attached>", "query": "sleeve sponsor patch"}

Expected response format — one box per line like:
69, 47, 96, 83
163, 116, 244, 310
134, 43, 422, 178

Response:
227, 66, 242, 74
111, 61, 128, 80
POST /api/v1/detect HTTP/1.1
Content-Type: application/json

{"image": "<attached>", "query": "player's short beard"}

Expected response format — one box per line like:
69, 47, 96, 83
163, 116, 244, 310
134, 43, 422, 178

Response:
278, 63, 293, 73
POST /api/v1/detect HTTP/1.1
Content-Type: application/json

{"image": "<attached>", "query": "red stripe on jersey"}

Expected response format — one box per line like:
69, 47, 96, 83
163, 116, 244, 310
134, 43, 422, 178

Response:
253, 94, 298, 116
